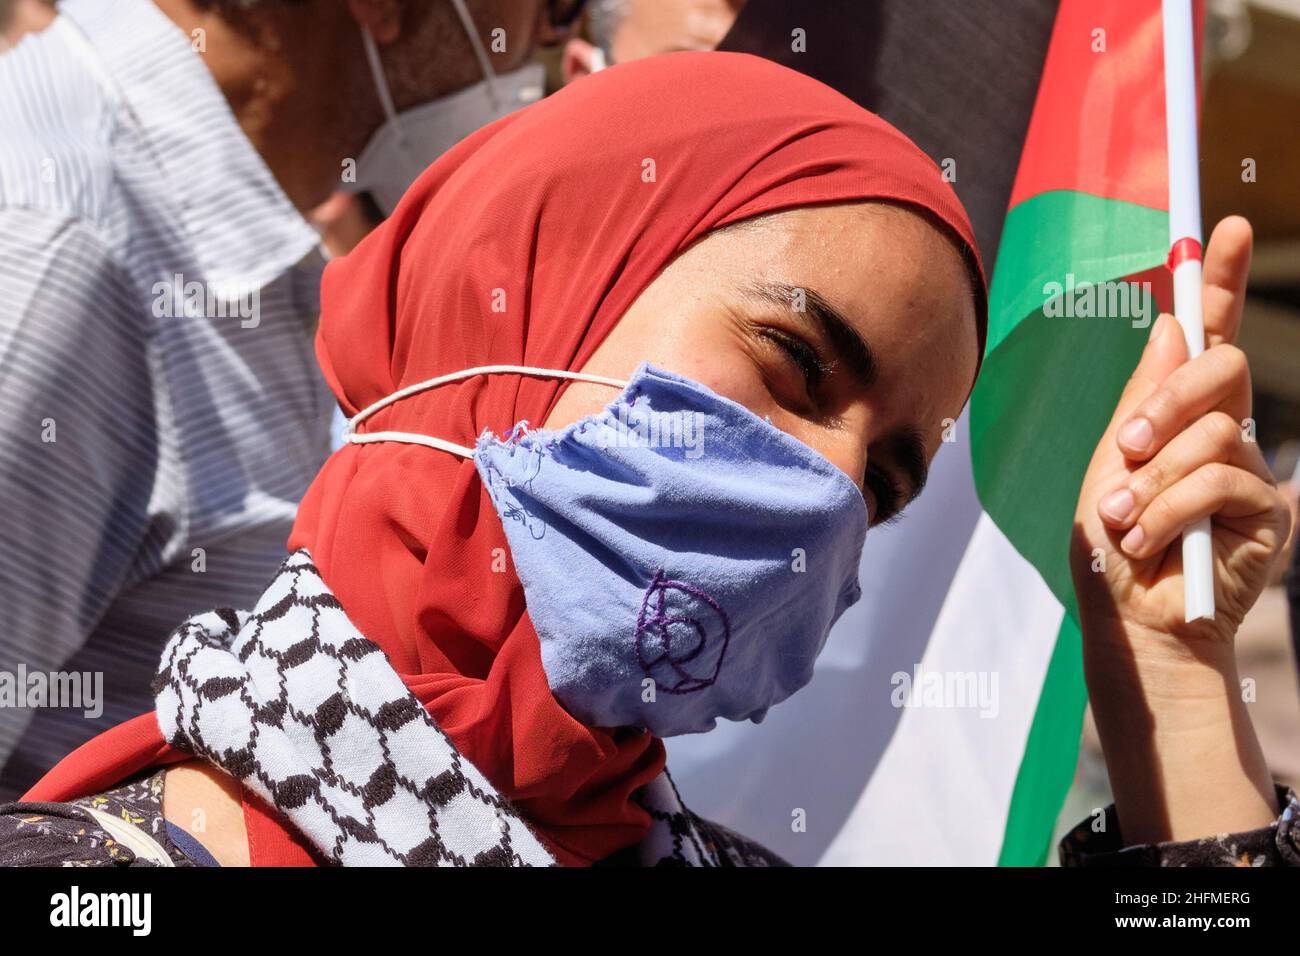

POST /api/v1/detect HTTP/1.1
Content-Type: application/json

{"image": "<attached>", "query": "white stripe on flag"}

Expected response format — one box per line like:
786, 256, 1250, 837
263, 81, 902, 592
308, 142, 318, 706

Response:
819, 513, 1065, 865
667, 413, 981, 863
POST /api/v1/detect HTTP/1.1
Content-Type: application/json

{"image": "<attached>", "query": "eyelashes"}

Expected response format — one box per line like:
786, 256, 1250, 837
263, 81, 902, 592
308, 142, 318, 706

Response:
758, 324, 906, 526
759, 327, 835, 398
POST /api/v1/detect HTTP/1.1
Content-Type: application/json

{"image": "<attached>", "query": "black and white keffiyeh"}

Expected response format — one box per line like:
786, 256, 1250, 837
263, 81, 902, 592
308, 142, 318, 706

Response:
153, 551, 553, 867
153, 551, 781, 867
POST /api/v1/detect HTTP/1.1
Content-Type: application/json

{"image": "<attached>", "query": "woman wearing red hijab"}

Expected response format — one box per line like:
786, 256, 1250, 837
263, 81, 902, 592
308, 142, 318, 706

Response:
2, 52, 1291, 868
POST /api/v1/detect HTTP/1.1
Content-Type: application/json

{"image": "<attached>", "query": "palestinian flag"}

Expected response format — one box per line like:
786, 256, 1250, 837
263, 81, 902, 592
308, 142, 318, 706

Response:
968, 0, 1202, 863
671, 0, 1203, 865
845, 0, 1202, 865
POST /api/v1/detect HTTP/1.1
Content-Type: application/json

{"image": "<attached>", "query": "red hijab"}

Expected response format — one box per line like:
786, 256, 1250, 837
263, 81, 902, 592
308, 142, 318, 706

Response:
27, 52, 984, 866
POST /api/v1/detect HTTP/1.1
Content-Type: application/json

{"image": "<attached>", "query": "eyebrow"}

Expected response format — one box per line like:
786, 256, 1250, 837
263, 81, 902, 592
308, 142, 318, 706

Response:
742, 280, 930, 512
744, 281, 877, 391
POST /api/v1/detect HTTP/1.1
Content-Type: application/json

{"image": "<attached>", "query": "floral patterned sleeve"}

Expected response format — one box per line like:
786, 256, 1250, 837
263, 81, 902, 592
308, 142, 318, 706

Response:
0, 770, 204, 867
1059, 785, 1300, 866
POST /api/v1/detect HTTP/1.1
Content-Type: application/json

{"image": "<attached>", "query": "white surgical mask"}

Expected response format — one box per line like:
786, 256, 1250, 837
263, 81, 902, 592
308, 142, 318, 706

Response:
348, 0, 545, 216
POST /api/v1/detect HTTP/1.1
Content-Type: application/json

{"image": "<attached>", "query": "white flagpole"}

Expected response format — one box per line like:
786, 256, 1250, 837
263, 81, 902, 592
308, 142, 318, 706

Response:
1162, 0, 1215, 622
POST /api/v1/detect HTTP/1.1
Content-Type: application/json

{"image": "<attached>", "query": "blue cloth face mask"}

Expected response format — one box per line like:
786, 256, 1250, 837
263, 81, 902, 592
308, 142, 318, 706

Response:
345, 363, 868, 736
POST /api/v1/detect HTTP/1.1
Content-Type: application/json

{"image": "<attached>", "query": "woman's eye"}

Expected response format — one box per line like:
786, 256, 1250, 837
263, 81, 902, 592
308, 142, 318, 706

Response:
760, 328, 830, 397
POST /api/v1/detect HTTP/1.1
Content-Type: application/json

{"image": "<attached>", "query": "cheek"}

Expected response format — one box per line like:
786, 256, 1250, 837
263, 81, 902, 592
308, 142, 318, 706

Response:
548, 304, 780, 428
653, 323, 871, 486
560, 297, 872, 488
754, 393, 870, 492
677, 359, 774, 419
792, 420, 868, 492
693, 382, 870, 501
628, 316, 782, 420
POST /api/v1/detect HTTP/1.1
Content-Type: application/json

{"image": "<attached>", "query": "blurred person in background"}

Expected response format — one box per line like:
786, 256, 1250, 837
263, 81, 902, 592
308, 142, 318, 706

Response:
561, 0, 742, 80
308, 0, 578, 259
0, 0, 54, 49
0, 0, 556, 799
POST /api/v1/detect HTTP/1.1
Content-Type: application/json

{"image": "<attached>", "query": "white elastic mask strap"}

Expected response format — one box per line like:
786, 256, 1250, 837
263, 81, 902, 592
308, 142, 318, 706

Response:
361, 27, 402, 132
344, 365, 629, 459
361, 4, 501, 144
449, 0, 503, 110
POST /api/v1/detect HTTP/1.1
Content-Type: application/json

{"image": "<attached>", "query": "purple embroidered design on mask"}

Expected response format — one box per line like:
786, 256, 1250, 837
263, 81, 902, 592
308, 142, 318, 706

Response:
634, 569, 731, 693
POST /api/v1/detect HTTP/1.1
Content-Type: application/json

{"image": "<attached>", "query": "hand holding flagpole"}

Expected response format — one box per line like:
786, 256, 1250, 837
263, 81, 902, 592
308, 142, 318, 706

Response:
1162, 0, 1215, 622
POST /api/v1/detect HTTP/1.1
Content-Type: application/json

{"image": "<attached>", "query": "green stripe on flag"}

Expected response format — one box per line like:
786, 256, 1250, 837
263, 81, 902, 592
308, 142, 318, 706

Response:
973, 188, 1169, 864
996, 614, 1087, 865
984, 190, 1169, 357
973, 189, 1166, 607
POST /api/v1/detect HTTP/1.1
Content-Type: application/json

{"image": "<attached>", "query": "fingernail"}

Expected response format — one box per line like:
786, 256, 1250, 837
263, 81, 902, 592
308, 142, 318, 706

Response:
1119, 417, 1153, 453
1100, 487, 1135, 522
1121, 525, 1145, 554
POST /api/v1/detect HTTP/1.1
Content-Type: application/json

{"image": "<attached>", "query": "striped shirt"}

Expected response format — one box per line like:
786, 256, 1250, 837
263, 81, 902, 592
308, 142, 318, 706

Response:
0, 0, 334, 797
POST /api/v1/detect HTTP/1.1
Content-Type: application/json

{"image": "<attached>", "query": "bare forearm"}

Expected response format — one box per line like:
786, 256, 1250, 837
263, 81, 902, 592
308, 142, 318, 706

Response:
1082, 622, 1277, 846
